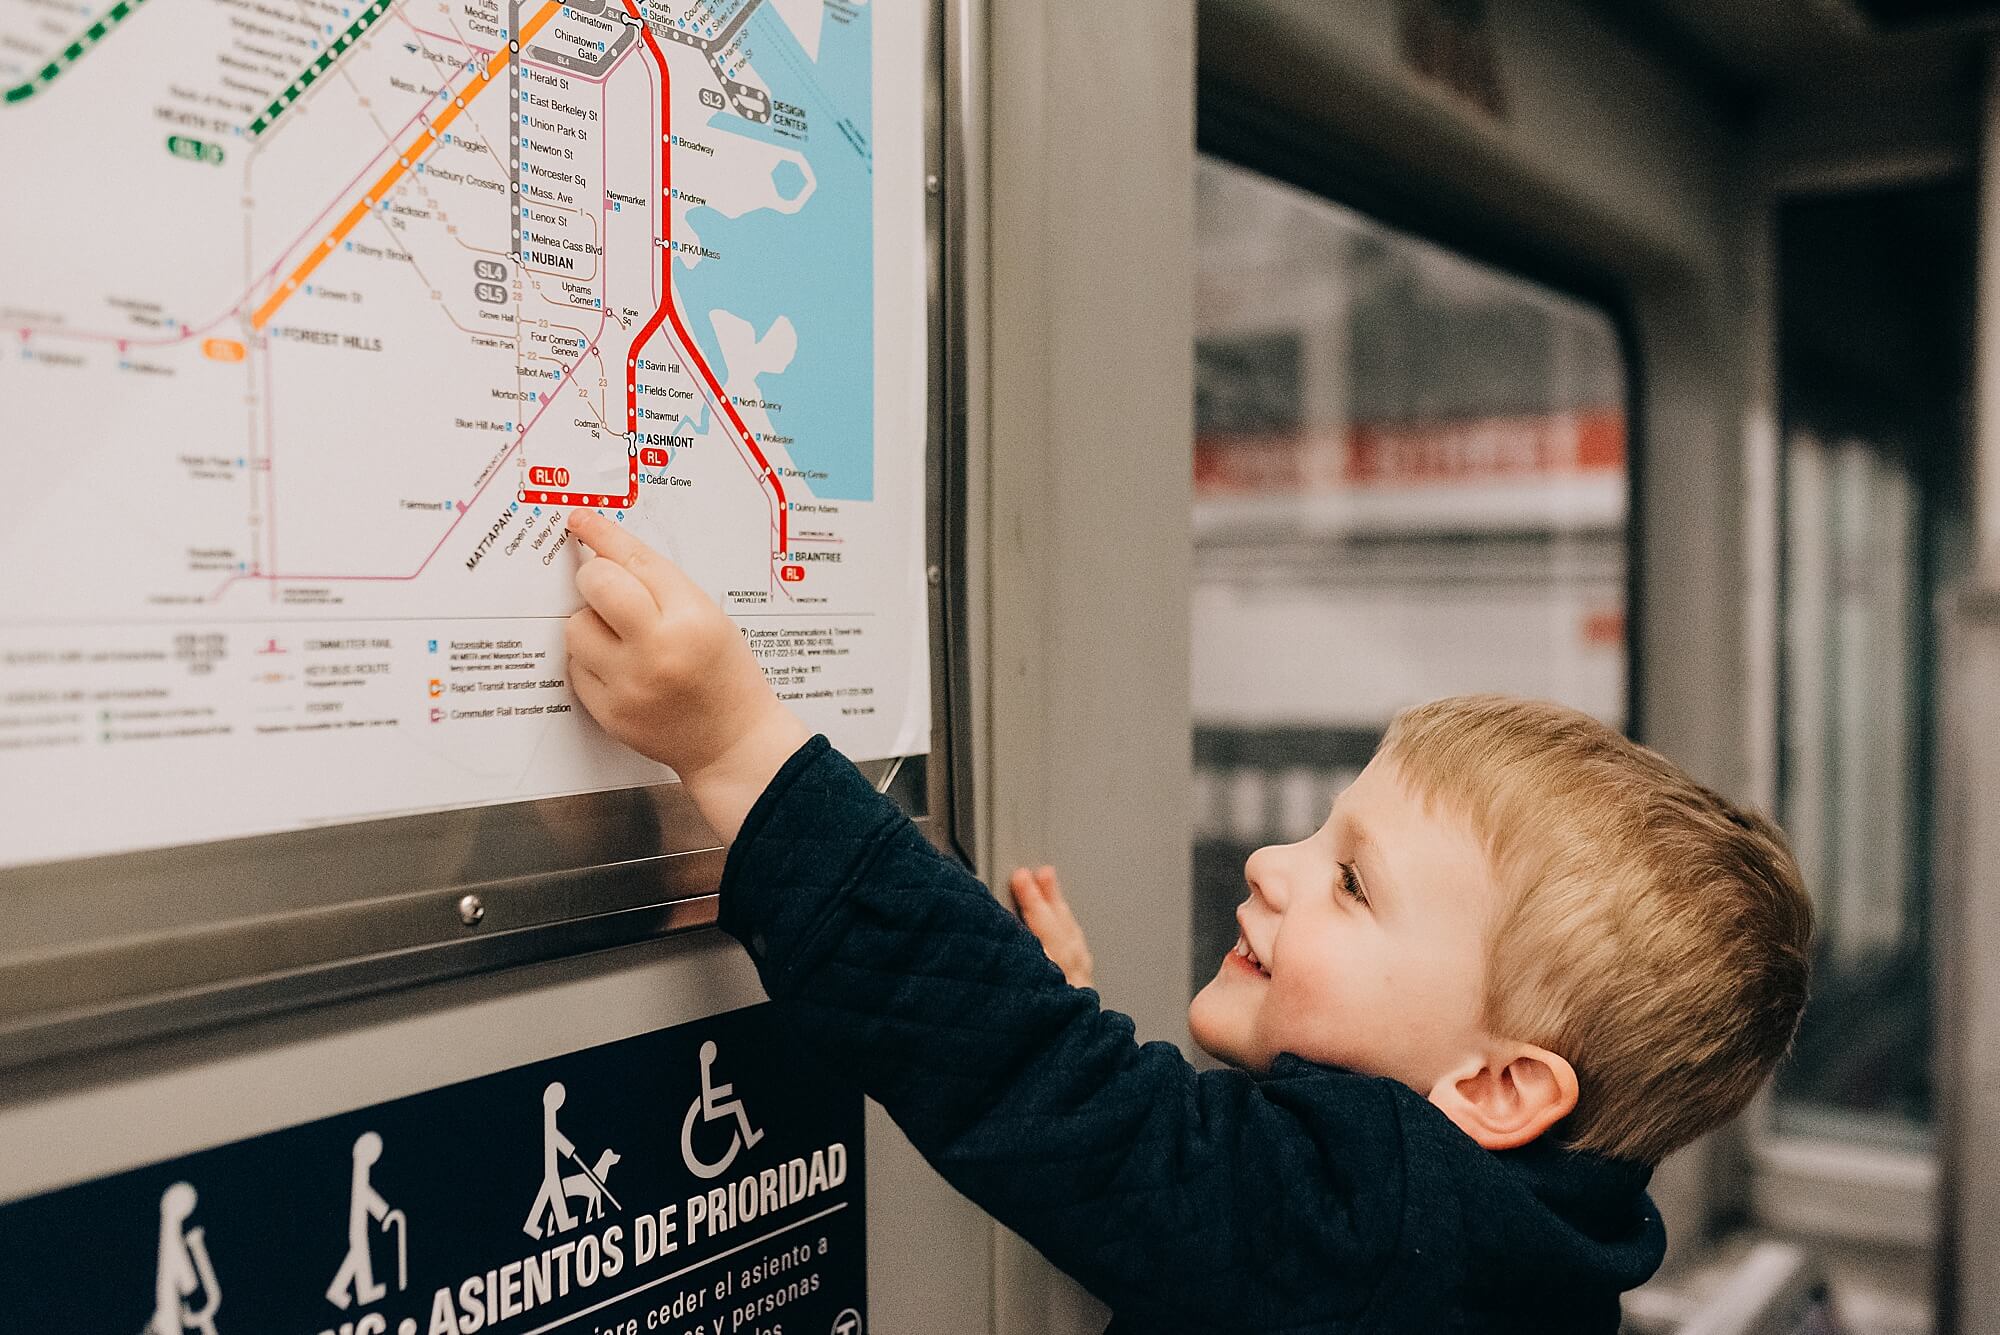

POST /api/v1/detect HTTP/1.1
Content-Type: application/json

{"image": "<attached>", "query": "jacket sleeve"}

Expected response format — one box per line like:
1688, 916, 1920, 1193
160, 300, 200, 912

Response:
716, 736, 1407, 1330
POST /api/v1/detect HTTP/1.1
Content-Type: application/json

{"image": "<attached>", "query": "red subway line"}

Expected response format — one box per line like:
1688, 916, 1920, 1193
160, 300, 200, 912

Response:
633, 1, 790, 557
525, 1, 790, 560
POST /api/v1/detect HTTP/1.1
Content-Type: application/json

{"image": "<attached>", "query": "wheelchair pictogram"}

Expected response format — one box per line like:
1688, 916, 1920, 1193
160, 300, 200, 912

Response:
680, 1040, 764, 1180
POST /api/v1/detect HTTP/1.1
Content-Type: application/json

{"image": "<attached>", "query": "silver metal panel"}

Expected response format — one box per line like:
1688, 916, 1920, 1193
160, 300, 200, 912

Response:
983, 3, 1198, 1332
1938, 50, 2000, 1332
1932, 590, 2000, 1334
0, 1, 967, 1075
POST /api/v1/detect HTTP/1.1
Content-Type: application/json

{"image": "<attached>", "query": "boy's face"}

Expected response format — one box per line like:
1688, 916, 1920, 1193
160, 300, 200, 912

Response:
1188, 753, 1497, 1093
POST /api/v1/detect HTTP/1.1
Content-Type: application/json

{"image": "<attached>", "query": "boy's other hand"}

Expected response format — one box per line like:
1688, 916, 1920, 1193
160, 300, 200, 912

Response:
564, 511, 809, 844
1009, 865, 1094, 989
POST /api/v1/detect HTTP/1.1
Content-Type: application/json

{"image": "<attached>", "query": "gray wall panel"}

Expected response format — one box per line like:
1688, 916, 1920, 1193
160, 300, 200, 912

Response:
982, 1, 1198, 1331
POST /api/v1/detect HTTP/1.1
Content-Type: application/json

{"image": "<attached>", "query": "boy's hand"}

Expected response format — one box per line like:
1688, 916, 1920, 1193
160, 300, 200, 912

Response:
1009, 865, 1094, 989
564, 511, 809, 844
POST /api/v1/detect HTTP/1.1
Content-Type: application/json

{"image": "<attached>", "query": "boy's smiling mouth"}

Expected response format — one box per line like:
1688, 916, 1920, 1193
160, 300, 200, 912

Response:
1229, 928, 1271, 978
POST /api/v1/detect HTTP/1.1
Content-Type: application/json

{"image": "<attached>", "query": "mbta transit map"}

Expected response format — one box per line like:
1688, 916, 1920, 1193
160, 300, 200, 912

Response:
0, 0, 928, 866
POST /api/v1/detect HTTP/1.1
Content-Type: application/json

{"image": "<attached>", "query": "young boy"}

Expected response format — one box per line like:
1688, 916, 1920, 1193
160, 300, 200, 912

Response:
561, 510, 1813, 1334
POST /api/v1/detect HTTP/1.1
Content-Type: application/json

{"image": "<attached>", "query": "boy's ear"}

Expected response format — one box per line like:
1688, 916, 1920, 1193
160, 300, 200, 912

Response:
1426, 1043, 1579, 1151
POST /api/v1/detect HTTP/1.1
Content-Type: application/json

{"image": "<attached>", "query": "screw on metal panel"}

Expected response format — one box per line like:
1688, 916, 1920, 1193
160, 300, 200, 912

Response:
458, 893, 486, 927
926, 564, 942, 586
925, 173, 940, 194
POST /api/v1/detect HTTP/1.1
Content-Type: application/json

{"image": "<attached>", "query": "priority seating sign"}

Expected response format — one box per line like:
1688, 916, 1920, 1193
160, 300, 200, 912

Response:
0, 1004, 866, 1335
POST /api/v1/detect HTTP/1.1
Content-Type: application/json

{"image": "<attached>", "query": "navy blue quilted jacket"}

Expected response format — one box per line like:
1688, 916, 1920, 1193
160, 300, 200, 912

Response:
717, 737, 1667, 1333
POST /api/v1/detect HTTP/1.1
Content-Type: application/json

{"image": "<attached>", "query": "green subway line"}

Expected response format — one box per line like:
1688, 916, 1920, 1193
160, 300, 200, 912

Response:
249, 0, 395, 137
2, 0, 151, 106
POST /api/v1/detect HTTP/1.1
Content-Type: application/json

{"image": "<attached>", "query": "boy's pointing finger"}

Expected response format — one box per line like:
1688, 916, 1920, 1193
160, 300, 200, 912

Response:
566, 509, 699, 606
574, 555, 658, 640
566, 509, 646, 564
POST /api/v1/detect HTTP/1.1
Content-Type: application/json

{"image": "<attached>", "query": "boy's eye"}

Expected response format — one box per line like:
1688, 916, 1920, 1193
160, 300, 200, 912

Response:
1338, 861, 1368, 906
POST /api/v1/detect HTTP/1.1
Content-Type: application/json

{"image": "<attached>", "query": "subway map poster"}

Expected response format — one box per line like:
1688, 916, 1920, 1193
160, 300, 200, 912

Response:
0, 0, 928, 866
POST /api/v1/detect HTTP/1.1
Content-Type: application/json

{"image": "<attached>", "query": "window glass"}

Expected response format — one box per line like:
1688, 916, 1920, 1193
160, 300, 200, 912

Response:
1771, 183, 1975, 1145
1776, 432, 1934, 1144
1189, 155, 1631, 998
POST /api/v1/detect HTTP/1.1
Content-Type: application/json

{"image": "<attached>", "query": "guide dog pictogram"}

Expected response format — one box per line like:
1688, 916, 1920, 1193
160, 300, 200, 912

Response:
561, 1148, 621, 1223
523, 1082, 623, 1240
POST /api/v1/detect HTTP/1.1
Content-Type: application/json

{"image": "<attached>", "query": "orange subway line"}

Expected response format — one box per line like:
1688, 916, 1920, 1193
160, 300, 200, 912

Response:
250, 1, 561, 330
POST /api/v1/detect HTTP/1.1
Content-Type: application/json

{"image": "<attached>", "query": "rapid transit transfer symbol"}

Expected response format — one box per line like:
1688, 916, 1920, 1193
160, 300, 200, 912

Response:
680, 1040, 763, 1180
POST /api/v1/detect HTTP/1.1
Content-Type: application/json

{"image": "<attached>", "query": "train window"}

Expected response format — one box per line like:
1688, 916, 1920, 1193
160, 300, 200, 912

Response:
1188, 155, 1630, 999
1767, 184, 1974, 1166
1776, 431, 1938, 1149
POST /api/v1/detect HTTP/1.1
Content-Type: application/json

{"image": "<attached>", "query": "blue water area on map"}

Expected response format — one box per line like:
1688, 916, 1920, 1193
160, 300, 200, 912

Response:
674, 4, 874, 502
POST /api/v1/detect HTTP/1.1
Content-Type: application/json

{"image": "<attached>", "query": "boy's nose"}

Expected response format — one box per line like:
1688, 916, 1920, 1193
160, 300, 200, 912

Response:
1243, 844, 1290, 911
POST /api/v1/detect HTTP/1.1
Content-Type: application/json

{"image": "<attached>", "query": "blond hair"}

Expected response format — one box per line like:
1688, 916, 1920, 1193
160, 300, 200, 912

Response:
1380, 695, 1812, 1164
